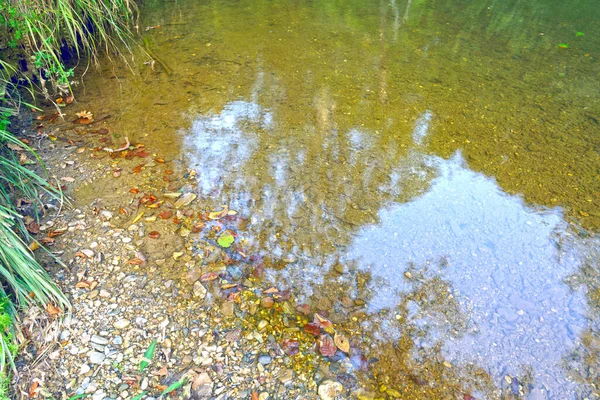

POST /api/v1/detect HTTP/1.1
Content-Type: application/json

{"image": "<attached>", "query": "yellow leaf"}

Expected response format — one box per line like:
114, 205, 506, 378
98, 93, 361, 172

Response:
334, 332, 350, 353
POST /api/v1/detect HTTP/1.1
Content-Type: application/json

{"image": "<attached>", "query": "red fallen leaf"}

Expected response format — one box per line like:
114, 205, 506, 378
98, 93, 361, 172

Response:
200, 272, 219, 282
129, 188, 140, 194
119, 208, 129, 215
47, 228, 67, 238
251, 392, 259, 400
191, 223, 204, 233
28, 380, 39, 397
158, 211, 173, 219
318, 334, 336, 357
140, 194, 157, 204
281, 338, 300, 356
132, 164, 144, 173
26, 222, 39, 234
78, 118, 94, 125
148, 231, 160, 239
66, 94, 74, 104
135, 150, 150, 158
303, 323, 321, 337
127, 257, 145, 265
56, 97, 63, 104
74, 251, 88, 259
46, 303, 61, 316
164, 169, 173, 175
173, 217, 181, 225
463, 396, 476, 400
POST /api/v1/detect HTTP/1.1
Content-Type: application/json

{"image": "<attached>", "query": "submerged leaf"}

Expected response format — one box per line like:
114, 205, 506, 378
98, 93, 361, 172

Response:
318, 334, 336, 357
334, 333, 350, 353
140, 339, 157, 372
217, 230, 235, 248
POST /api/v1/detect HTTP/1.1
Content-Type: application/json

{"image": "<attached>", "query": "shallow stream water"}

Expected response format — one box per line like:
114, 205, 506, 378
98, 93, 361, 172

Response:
69, 0, 600, 398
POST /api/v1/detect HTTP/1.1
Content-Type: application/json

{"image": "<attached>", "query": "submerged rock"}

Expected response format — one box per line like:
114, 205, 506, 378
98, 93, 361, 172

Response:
318, 380, 344, 400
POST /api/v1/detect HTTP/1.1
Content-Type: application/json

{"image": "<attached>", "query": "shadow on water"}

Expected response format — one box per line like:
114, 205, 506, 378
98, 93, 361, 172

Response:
71, 0, 600, 397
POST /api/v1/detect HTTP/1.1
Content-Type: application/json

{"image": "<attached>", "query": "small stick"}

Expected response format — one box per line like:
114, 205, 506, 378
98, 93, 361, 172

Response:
103, 137, 130, 153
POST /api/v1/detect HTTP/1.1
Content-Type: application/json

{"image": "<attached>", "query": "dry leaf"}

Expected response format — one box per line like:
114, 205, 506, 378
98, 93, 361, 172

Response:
156, 365, 168, 376
76, 110, 93, 120
200, 272, 219, 282
46, 303, 61, 316
334, 332, 350, 353
28, 380, 39, 398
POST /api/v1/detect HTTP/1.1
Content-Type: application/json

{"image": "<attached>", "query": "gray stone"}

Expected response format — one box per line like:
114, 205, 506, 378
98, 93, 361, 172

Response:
91, 335, 109, 345
258, 354, 272, 365
89, 351, 106, 364
113, 319, 130, 329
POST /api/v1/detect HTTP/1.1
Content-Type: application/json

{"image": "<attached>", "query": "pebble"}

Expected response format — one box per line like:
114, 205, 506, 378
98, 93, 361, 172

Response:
80, 364, 91, 375
258, 354, 272, 365
222, 301, 234, 317
112, 336, 123, 345
91, 335, 109, 345
318, 380, 344, 400
193, 281, 207, 299
89, 351, 106, 364
113, 319, 130, 329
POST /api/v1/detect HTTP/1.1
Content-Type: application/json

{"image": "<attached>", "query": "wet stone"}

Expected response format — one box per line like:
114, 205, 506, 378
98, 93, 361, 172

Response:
318, 380, 344, 400
258, 354, 272, 365
186, 267, 202, 284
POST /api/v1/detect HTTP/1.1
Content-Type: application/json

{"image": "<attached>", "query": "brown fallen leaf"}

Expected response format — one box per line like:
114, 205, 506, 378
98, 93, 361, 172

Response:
334, 332, 350, 353
200, 272, 219, 282
127, 257, 145, 265
318, 334, 336, 357
251, 392, 259, 400
26, 222, 39, 234
28, 380, 39, 398
46, 303, 61, 317
76, 281, 90, 289
303, 323, 321, 337
148, 231, 160, 239
264, 287, 279, 294
158, 211, 173, 219
47, 228, 67, 238
156, 365, 168, 376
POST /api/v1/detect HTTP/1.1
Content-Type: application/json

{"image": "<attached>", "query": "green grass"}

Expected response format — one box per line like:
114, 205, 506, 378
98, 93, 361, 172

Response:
1, 0, 137, 93
0, 0, 138, 394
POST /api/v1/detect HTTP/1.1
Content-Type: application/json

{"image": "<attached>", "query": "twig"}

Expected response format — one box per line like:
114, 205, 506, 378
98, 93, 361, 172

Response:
103, 137, 130, 153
